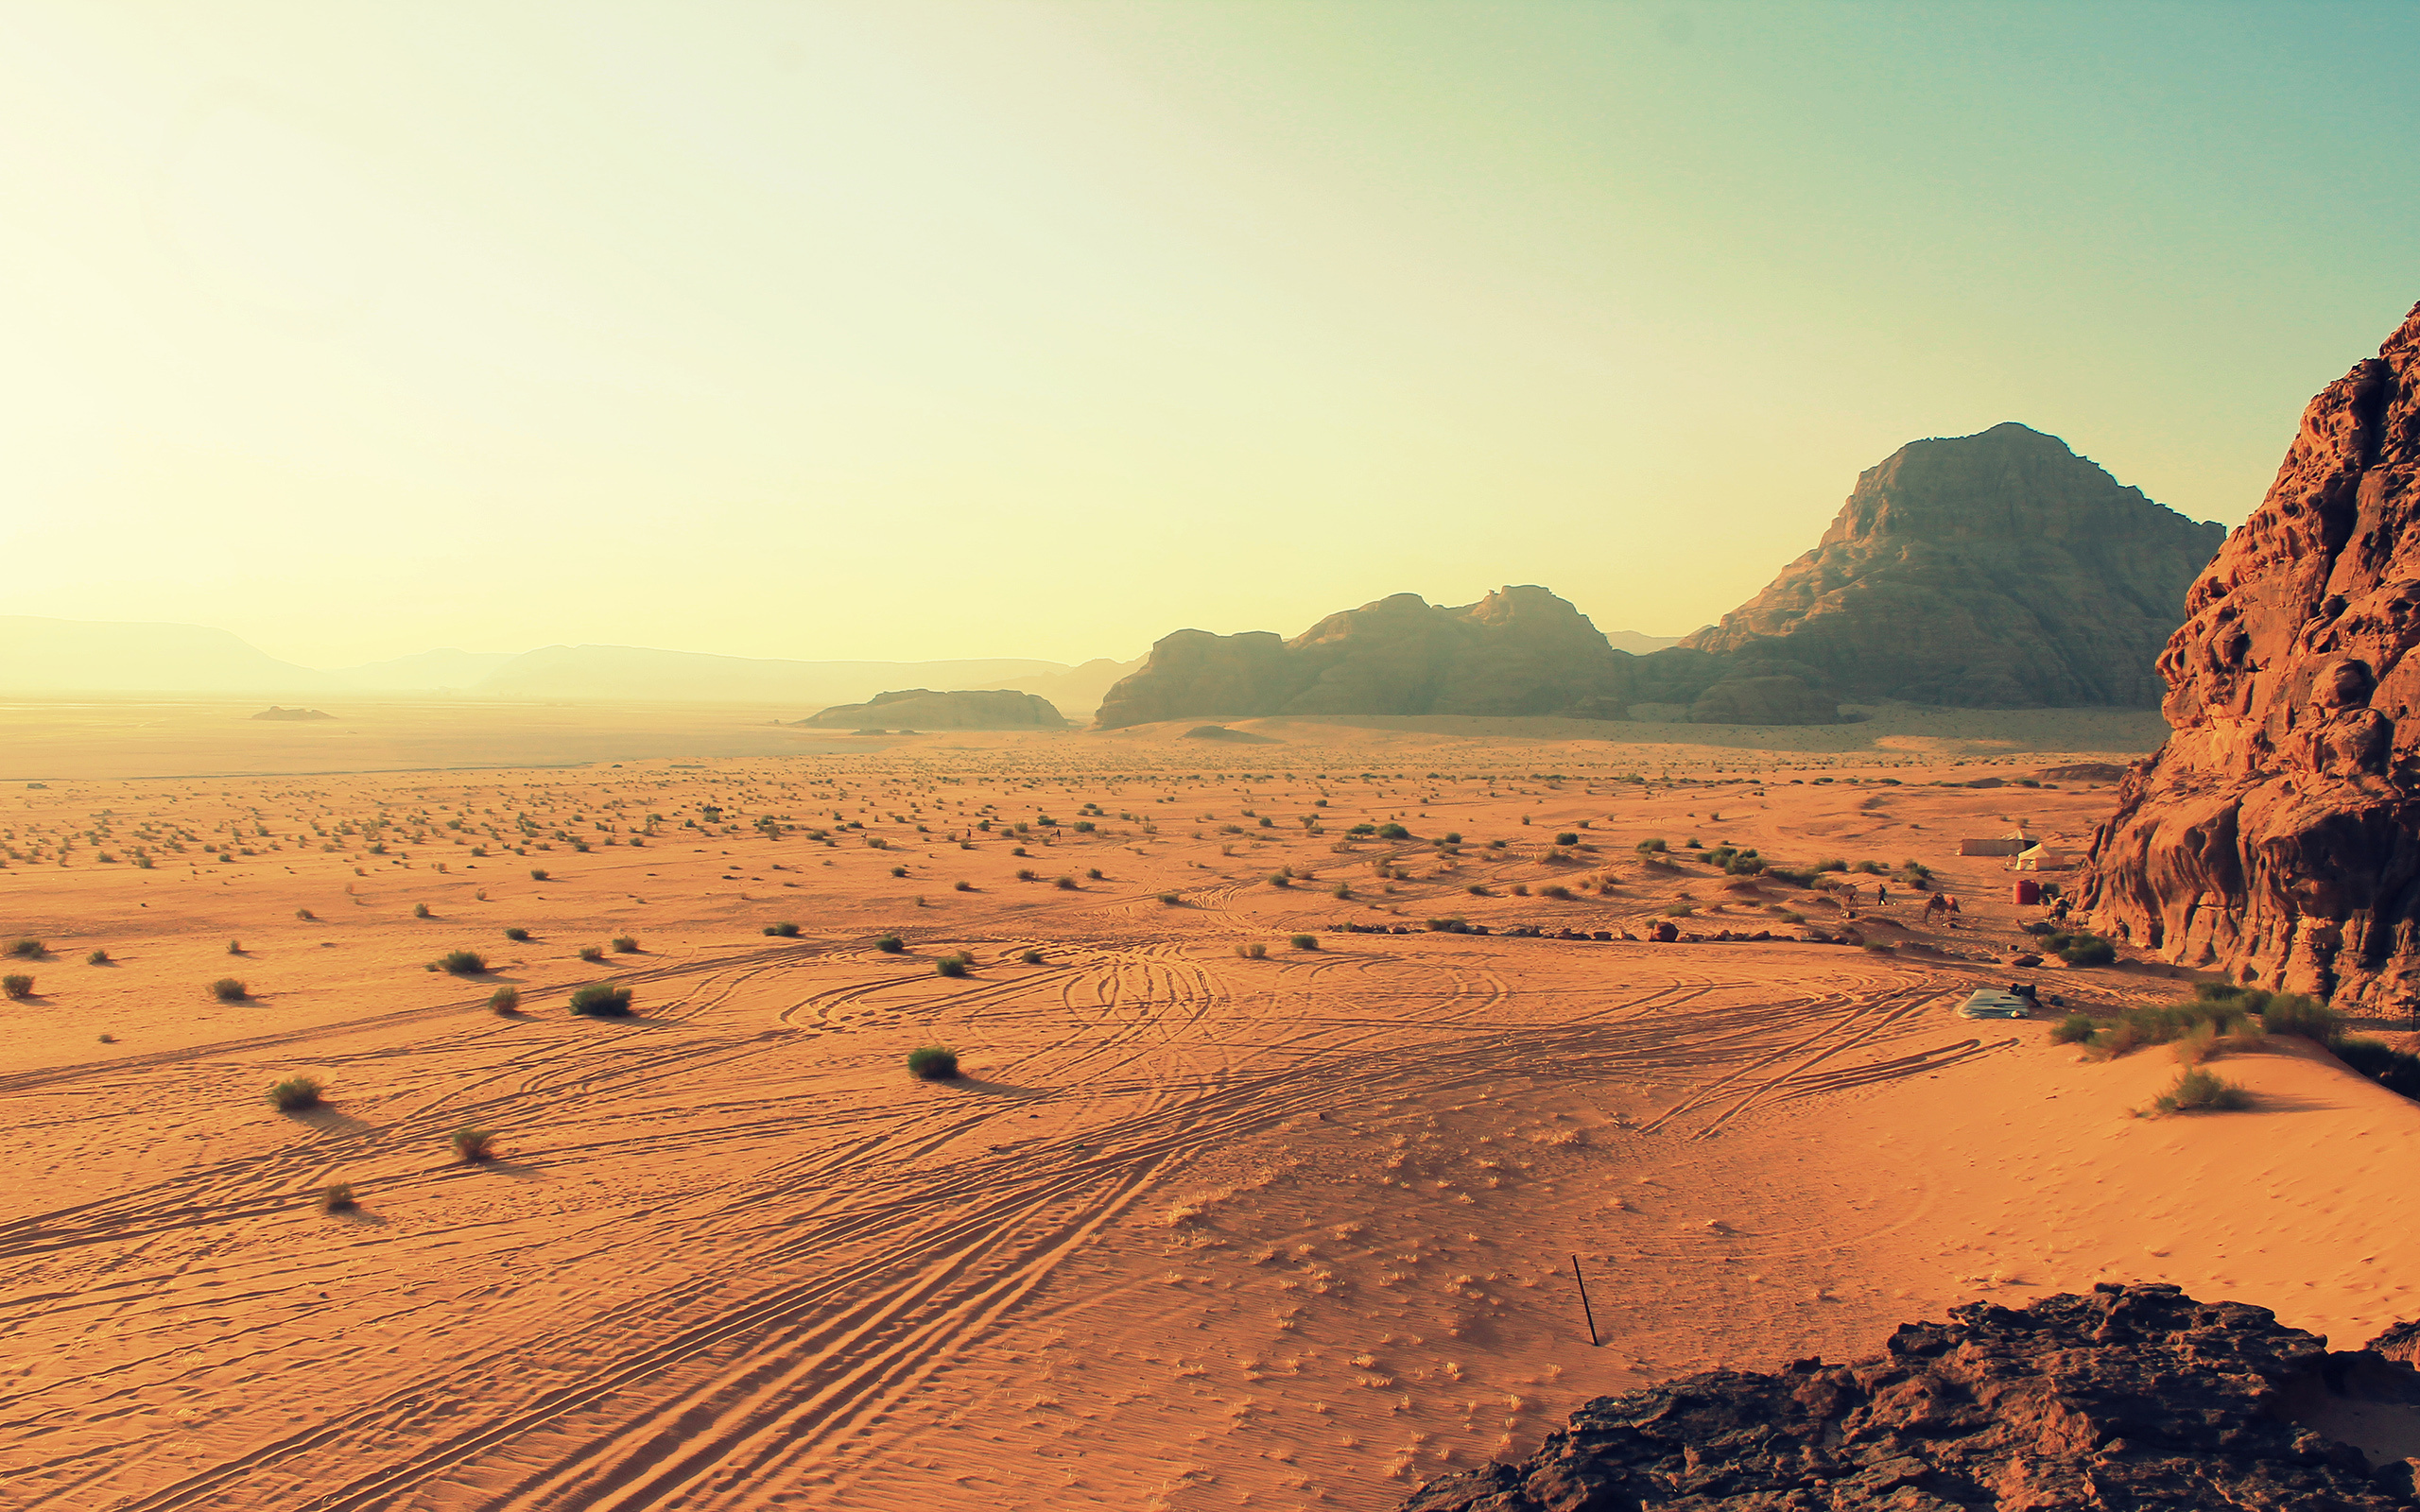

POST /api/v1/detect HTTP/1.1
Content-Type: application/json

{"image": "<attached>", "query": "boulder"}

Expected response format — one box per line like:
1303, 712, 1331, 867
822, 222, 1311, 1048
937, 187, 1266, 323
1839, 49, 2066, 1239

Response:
798, 689, 1065, 730
1094, 586, 1637, 729
1402, 1283, 2409, 1512
2082, 302, 2420, 1006
1685, 422, 2225, 707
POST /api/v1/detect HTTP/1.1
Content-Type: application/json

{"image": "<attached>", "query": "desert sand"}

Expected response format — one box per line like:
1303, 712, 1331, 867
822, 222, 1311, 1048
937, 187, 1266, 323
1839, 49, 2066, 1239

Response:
4, 706, 2414, 1510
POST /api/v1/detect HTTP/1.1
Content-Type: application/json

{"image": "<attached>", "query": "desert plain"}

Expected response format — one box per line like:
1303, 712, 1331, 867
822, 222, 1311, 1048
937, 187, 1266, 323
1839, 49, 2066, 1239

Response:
5, 700, 2417, 1511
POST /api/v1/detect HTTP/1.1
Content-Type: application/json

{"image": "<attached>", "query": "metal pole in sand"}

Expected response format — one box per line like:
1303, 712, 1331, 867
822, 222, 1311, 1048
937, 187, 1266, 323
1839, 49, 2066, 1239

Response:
1572, 1254, 1599, 1346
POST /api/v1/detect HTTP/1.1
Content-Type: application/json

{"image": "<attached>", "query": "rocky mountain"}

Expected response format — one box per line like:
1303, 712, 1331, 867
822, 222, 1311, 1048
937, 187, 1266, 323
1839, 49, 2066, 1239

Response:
2083, 301, 2420, 1006
1093, 587, 1642, 729
1685, 423, 2226, 707
798, 688, 1066, 730
0, 615, 325, 694
1403, 1283, 2420, 1511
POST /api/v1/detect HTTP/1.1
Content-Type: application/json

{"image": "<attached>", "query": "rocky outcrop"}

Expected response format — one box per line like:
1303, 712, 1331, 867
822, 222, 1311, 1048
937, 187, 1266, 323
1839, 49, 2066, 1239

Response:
1685, 423, 2225, 707
1688, 675, 1840, 726
1093, 587, 1638, 729
249, 706, 332, 721
1402, 1283, 2415, 1512
798, 689, 1065, 730
2081, 303, 2420, 1006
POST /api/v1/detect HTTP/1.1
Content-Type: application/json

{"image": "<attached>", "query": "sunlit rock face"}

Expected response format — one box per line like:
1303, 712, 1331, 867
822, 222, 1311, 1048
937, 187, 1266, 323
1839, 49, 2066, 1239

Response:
2083, 302, 2420, 1006
1685, 422, 2224, 708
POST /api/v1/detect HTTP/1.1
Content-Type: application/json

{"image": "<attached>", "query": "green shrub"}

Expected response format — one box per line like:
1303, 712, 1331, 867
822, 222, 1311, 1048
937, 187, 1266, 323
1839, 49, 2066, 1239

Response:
2044, 931, 2116, 967
1, 973, 29, 1000
1540, 885, 1574, 901
568, 981, 633, 1017
578, 944, 605, 963
1156, 892, 1180, 905
1020, 948, 1044, 965
211, 976, 249, 1002
267, 1074, 321, 1111
764, 921, 801, 937
1376, 823, 1409, 840
438, 950, 487, 975
2262, 992, 2341, 1040
1554, 832, 1579, 846
452, 1126, 497, 1163
1816, 858, 1847, 872
505, 926, 530, 941
319, 1182, 357, 1214
1289, 934, 1318, 950
1634, 838, 1668, 854
2154, 1066, 2251, 1113
529, 868, 549, 881
85, 949, 110, 966
1234, 941, 1268, 959
955, 880, 974, 891
1330, 883, 1352, 899
875, 934, 905, 953
227, 938, 243, 954
1055, 875, 1079, 889
612, 935, 638, 953
489, 986, 521, 1014
1087, 868, 1103, 881
2050, 1013, 2096, 1044
936, 956, 968, 977
5, 937, 43, 958
1662, 903, 1695, 918
907, 1045, 960, 1080
413, 902, 433, 919
1268, 872, 1291, 887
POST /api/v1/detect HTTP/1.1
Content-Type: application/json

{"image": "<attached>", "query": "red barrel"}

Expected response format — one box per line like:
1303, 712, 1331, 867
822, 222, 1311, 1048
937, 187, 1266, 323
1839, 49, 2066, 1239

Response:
2013, 879, 2042, 906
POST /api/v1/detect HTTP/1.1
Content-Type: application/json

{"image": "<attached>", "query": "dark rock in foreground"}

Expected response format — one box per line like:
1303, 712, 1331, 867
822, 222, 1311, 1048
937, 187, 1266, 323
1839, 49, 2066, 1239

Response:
798, 688, 1065, 730
1402, 1283, 2415, 1511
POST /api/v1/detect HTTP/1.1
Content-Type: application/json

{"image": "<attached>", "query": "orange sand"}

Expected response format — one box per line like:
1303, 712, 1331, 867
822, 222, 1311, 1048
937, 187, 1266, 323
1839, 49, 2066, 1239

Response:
3, 712, 2412, 1510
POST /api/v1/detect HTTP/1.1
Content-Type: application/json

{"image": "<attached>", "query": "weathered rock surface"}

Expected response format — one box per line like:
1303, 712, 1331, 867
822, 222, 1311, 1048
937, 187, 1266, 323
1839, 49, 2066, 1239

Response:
1688, 674, 1841, 726
1094, 587, 1640, 729
1685, 423, 2225, 707
1402, 1283, 2413, 1512
2082, 303, 2420, 1006
798, 688, 1065, 730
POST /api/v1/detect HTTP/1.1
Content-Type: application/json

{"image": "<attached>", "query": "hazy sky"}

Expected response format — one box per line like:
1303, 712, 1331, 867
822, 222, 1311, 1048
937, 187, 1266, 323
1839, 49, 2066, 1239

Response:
5, 2, 2417, 669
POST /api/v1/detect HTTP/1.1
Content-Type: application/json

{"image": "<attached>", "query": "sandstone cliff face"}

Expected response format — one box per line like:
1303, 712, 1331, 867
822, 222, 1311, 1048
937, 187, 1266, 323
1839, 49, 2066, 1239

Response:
2083, 303, 2420, 1005
1093, 587, 1634, 729
799, 688, 1065, 730
1685, 423, 2225, 707
1403, 1284, 2418, 1512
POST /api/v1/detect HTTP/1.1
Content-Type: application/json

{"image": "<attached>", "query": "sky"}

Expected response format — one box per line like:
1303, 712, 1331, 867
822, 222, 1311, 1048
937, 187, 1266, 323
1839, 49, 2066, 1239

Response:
3, 1, 2417, 670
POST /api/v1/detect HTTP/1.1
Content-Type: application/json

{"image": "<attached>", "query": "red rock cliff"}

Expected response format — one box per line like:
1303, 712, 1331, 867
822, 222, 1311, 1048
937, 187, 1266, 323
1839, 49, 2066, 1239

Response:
2083, 302, 2420, 1005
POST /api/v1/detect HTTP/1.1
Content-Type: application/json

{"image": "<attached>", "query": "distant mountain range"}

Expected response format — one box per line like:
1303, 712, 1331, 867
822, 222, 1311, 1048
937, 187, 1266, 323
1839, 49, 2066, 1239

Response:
0, 617, 1142, 713
0, 615, 1685, 713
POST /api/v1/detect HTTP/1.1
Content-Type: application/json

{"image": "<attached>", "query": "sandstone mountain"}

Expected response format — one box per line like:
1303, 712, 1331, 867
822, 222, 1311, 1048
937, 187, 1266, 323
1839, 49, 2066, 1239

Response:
1685, 422, 2225, 707
2083, 301, 2420, 1006
1402, 1284, 2419, 1511
1092, 587, 1645, 729
799, 688, 1066, 730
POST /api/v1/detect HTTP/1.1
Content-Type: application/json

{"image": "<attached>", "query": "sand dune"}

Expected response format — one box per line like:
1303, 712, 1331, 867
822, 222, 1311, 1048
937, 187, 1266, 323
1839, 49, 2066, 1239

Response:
2, 713, 2410, 1509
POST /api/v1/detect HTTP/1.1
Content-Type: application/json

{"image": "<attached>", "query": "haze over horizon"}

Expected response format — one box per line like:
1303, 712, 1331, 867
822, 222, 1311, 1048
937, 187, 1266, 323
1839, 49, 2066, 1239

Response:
7, 2, 2418, 668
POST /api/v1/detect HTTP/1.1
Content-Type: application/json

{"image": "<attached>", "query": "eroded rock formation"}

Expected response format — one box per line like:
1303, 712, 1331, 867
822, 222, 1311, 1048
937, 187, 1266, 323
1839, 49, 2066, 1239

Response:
2083, 304, 2420, 1005
1402, 1283, 2418, 1512
1093, 587, 1640, 729
1685, 423, 2224, 707
798, 688, 1065, 730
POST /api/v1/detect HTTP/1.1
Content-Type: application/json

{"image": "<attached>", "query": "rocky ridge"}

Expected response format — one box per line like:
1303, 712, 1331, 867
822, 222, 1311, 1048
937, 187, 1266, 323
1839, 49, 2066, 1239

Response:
798, 688, 1066, 730
1402, 1283, 2420, 1511
2081, 302, 2420, 1005
1685, 423, 2225, 708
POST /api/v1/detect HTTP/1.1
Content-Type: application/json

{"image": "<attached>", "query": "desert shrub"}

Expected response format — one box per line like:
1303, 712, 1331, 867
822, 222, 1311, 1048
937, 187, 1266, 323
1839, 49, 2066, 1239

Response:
2154, 1067, 2252, 1113
2331, 1036, 2420, 1098
2044, 931, 2116, 967
2050, 1012, 2095, 1044
505, 926, 530, 941
2171, 1019, 2221, 1066
413, 902, 433, 919
529, 868, 549, 881
0, 973, 28, 1000
907, 1044, 960, 1080
1765, 866, 1817, 886
1851, 860, 1885, 875
1898, 859, 1933, 885
936, 956, 968, 977
318, 1182, 356, 1214
875, 934, 905, 952
1268, 872, 1291, 887
85, 949, 110, 966
451, 1126, 497, 1163
1465, 883, 1489, 896
2261, 992, 2341, 1040
227, 939, 244, 954
1376, 823, 1409, 840
295, 908, 316, 921
1511, 883, 1530, 896
5, 937, 43, 958
1662, 903, 1695, 918
439, 950, 486, 975
954, 880, 973, 891
612, 935, 638, 953
1056, 875, 1079, 889
489, 986, 521, 1014
764, 921, 801, 937
1816, 858, 1847, 872
1234, 941, 1269, 959
1554, 832, 1579, 846
1539, 884, 1574, 901
211, 977, 249, 1002
267, 1074, 321, 1111
1086, 868, 1103, 880
1156, 892, 1180, 905
568, 981, 633, 1017
1330, 882, 1352, 899
1634, 838, 1668, 855
1015, 868, 1037, 882
578, 944, 605, 962
1289, 934, 1318, 950
1020, 948, 1044, 965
